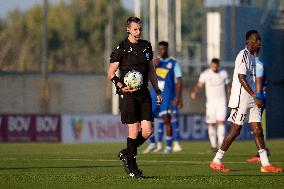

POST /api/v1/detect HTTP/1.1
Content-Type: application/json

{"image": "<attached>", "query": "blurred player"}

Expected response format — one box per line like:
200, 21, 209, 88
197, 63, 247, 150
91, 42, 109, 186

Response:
143, 106, 183, 153
247, 48, 268, 163
171, 105, 183, 152
108, 17, 162, 178
191, 58, 230, 152
143, 41, 183, 154
210, 30, 283, 173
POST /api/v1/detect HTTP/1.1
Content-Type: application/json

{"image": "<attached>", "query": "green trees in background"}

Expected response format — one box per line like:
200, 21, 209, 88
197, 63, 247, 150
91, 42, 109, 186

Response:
0, 0, 131, 73
0, 0, 206, 73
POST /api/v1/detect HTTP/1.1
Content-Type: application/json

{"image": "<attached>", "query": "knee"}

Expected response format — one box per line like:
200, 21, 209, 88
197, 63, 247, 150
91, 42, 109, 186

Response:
162, 116, 171, 125
142, 127, 153, 138
229, 126, 241, 138
253, 127, 264, 138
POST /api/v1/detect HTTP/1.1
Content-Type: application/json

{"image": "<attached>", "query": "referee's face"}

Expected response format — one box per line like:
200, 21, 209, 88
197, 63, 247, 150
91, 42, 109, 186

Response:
127, 22, 142, 41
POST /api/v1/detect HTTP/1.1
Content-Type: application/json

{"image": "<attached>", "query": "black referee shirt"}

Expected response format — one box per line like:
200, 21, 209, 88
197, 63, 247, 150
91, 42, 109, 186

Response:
110, 38, 153, 92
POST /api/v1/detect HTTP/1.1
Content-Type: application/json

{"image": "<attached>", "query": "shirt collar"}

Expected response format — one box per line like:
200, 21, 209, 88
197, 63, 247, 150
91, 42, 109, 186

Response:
160, 57, 171, 62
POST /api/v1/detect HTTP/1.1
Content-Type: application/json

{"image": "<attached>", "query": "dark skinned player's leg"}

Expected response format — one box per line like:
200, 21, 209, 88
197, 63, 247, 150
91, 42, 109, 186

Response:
219, 123, 242, 151
162, 114, 173, 151
163, 115, 172, 136
249, 122, 270, 166
250, 122, 265, 150
211, 123, 242, 165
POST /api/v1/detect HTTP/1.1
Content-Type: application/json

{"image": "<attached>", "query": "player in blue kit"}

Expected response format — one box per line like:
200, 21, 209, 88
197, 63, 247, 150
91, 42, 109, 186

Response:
143, 41, 183, 154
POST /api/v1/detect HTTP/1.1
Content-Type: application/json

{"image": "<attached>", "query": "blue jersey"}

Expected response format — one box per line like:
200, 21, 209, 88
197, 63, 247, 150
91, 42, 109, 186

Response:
151, 57, 181, 101
151, 57, 182, 117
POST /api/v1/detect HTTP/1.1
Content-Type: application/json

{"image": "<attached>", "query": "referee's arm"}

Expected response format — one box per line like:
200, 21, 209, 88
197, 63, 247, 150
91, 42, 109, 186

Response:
108, 62, 124, 89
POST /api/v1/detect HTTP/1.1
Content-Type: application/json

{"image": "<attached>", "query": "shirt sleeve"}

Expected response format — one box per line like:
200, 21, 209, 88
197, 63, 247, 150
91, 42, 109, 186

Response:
237, 52, 247, 75
198, 71, 206, 83
256, 60, 264, 77
223, 71, 230, 84
174, 62, 182, 83
174, 62, 182, 79
110, 45, 123, 63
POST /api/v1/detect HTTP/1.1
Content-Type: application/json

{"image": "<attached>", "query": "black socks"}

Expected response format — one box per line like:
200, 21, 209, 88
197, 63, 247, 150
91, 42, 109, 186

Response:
127, 137, 138, 171
136, 131, 147, 147
126, 132, 148, 171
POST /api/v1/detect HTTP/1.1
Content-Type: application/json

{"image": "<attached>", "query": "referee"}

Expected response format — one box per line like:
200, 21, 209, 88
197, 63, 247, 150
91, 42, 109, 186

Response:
107, 17, 162, 179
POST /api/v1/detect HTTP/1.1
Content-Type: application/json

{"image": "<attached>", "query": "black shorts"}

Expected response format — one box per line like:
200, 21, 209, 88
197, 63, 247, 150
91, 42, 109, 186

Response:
119, 92, 153, 124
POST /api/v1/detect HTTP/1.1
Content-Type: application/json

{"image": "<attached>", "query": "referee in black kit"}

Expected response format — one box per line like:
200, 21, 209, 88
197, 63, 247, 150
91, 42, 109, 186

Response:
107, 17, 162, 179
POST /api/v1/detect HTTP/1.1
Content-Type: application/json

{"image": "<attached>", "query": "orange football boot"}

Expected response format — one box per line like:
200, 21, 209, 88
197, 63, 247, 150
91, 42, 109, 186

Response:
210, 161, 230, 173
261, 165, 283, 173
247, 156, 261, 163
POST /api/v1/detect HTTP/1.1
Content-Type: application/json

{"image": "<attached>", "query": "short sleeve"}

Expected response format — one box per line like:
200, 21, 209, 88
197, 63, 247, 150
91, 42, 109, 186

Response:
110, 45, 123, 63
223, 71, 230, 84
174, 62, 182, 79
237, 51, 247, 75
198, 71, 206, 83
256, 59, 264, 77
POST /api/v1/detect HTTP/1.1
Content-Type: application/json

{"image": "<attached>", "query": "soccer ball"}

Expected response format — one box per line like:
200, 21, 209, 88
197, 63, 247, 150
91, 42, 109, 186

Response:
124, 70, 143, 89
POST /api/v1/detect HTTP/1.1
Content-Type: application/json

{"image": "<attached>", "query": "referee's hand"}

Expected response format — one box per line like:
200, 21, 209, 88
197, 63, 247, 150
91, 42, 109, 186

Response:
121, 86, 139, 93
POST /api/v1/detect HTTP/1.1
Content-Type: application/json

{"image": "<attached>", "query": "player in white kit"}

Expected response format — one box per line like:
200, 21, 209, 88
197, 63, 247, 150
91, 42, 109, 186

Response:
191, 58, 230, 152
210, 30, 283, 173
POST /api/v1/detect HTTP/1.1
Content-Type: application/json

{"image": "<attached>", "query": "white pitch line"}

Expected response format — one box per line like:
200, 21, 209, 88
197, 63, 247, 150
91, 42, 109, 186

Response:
0, 158, 282, 164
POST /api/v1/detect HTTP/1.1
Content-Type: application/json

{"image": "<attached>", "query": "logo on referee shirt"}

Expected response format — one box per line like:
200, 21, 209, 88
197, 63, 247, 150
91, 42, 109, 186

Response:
145, 53, 150, 61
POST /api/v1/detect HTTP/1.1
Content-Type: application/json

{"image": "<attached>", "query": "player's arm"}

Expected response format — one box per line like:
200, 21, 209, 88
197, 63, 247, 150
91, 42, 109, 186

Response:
238, 74, 262, 107
224, 71, 231, 102
256, 76, 263, 95
173, 62, 183, 107
175, 77, 183, 108
238, 74, 255, 95
255, 61, 264, 100
190, 81, 204, 100
149, 60, 162, 103
225, 84, 231, 102
107, 62, 124, 88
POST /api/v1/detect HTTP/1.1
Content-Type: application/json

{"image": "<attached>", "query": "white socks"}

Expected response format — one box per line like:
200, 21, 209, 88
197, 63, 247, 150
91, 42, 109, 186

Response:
213, 149, 225, 164
208, 125, 217, 148
258, 149, 270, 166
217, 124, 225, 147
212, 149, 269, 166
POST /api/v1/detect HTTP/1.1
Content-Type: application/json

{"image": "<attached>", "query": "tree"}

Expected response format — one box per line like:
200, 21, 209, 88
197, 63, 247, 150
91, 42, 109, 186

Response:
0, 0, 131, 73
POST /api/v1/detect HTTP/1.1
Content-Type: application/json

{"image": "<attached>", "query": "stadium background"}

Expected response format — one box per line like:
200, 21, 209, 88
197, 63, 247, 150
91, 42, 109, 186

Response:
0, 0, 283, 141
0, 1, 284, 188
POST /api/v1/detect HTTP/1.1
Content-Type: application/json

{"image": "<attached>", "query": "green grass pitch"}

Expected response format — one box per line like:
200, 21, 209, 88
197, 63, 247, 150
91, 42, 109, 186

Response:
0, 140, 283, 189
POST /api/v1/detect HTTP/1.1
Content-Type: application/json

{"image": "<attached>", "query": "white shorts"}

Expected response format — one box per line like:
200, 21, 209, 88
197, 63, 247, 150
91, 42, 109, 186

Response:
228, 103, 261, 125
206, 101, 227, 124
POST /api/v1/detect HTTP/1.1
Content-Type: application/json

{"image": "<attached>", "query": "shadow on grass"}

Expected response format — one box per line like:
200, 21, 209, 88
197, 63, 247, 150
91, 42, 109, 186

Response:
140, 174, 284, 180
0, 165, 121, 171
